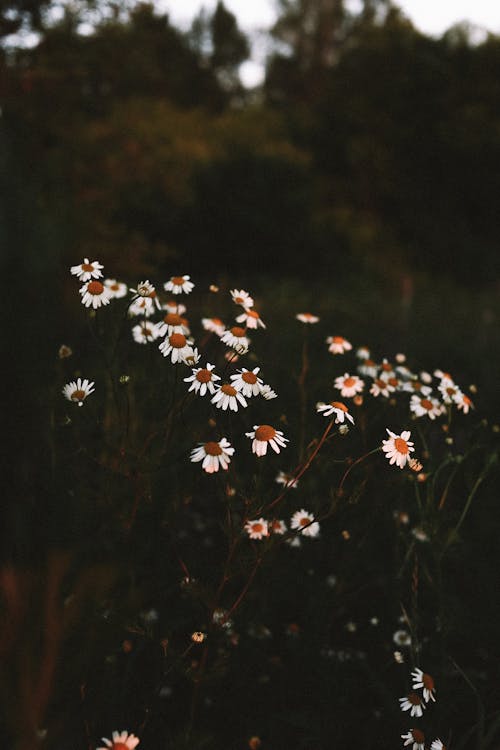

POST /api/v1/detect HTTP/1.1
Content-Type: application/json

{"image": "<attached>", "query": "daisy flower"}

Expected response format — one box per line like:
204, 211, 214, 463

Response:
104, 278, 128, 298
401, 380, 433, 397
260, 384, 278, 400
184, 363, 220, 396
401, 729, 425, 750
97, 731, 140, 750
411, 668, 436, 703
220, 326, 250, 354
231, 289, 254, 307
430, 740, 446, 750
438, 379, 460, 404
132, 321, 160, 344
379, 359, 396, 376
202, 317, 225, 336
62, 378, 95, 406
357, 358, 379, 378
296, 312, 319, 324
290, 509, 320, 538
128, 297, 157, 318
410, 394, 443, 420
164, 275, 194, 295
159, 333, 196, 364
382, 429, 415, 469
275, 470, 298, 488
453, 391, 474, 414
190, 438, 234, 473
399, 692, 426, 718
316, 401, 354, 424
79, 280, 112, 309
334, 373, 364, 398
356, 346, 371, 359
326, 336, 352, 354
211, 383, 247, 412
156, 312, 190, 337
230, 367, 264, 397
70, 257, 104, 281
244, 518, 269, 540
236, 308, 266, 329
370, 377, 395, 398
164, 300, 187, 315
269, 519, 287, 534
130, 280, 161, 306
246, 425, 288, 456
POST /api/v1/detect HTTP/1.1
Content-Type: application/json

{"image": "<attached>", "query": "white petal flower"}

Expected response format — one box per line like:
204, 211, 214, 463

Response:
62, 378, 95, 406
244, 518, 269, 539
290, 509, 320, 538
382, 429, 415, 469
164, 275, 194, 295
220, 326, 250, 354
104, 278, 128, 298
211, 383, 248, 412
156, 312, 190, 338
296, 312, 319, 323
245, 425, 288, 456
79, 280, 112, 309
230, 367, 264, 397
411, 667, 436, 703
132, 321, 160, 344
410, 394, 443, 420
202, 317, 225, 336
159, 333, 196, 364
184, 363, 220, 396
326, 336, 352, 354
316, 400, 354, 424
399, 693, 426, 718
230, 289, 254, 307
190, 438, 234, 473
97, 730, 140, 750
70, 257, 104, 281
235, 308, 266, 329
401, 729, 425, 750
334, 373, 364, 398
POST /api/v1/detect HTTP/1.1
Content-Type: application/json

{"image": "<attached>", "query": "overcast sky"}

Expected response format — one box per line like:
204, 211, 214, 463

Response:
160, 0, 500, 86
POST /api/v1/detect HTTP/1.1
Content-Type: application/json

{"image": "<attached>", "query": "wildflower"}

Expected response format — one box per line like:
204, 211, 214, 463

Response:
236, 308, 266, 330
231, 289, 254, 307
334, 373, 364, 398
370, 377, 395, 398
356, 346, 370, 359
260, 384, 278, 400
132, 321, 160, 344
275, 470, 298, 488
246, 425, 288, 456
296, 312, 319, 323
401, 380, 432, 397
244, 518, 269, 540
326, 336, 352, 354
382, 429, 415, 469
79, 280, 112, 309
58, 344, 72, 359
184, 364, 220, 396
128, 297, 157, 318
454, 391, 474, 414
431, 740, 446, 750
316, 401, 354, 424
248, 737, 262, 750
399, 693, 426, 718
97, 731, 140, 750
70, 257, 104, 281
420, 370, 433, 384
410, 394, 443, 420
393, 630, 412, 647
164, 299, 186, 315
269, 519, 287, 534
411, 668, 436, 703
159, 333, 196, 364
62, 378, 95, 406
211, 383, 247, 412
230, 367, 264, 397
290, 509, 320, 538
357, 358, 379, 378
401, 729, 425, 750
220, 326, 250, 354
380, 359, 395, 376
130, 280, 160, 304
156, 312, 190, 338
202, 317, 225, 336
164, 275, 194, 295
191, 631, 206, 643
190, 438, 234, 473
408, 457, 423, 472
184, 347, 200, 366
104, 278, 128, 298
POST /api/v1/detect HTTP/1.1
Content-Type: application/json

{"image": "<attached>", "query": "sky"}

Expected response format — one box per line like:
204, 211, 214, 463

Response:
160, 0, 500, 86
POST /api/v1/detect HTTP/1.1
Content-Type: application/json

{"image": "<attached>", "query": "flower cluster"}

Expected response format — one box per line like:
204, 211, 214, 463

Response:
244, 509, 320, 540
399, 668, 443, 750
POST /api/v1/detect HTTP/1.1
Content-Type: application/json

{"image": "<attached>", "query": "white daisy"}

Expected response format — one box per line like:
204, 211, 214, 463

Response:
356, 346, 371, 359
316, 401, 354, 424
156, 312, 190, 337
379, 359, 396, 376
260, 384, 278, 400
211, 383, 248, 412
236, 308, 266, 329
382, 429, 415, 469
163, 299, 187, 315
104, 278, 128, 298
128, 296, 157, 318
190, 438, 234, 473
164, 275, 194, 295
334, 373, 364, 398
246, 425, 288, 456
357, 358, 379, 378
79, 280, 112, 309
97, 731, 140, 750
290, 509, 320, 538
230, 289, 254, 307
453, 391, 474, 414
244, 518, 269, 540
401, 380, 433, 397
70, 257, 104, 281
401, 729, 425, 750
159, 333, 196, 364
430, 740, 446, 750
62, 378, 95, 406
130, 280, 161, 308
326, 336, 352, 354
411, 668, 436, 703
296, 312, 319, 323
269, 519, 287, 534
410, 394, 443, 420
275, 471, 298, 489
202, 317, 225, 336
220, 326, 250, 354
438, 379, 460, 404
132, 321, 160, 344
399, 693, 426, 718
184, 364, 220, 396
370, 377, 395, 398
230, 367, 264, 397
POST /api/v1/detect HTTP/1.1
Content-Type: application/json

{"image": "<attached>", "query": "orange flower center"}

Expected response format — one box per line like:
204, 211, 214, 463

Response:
375, 378, 386, 388
71, 390, 85, 402
388, 377, 399, 387
169, 333, 187, 348
463, 395, 472, 405
88, 280, 104, 295
204, 441, 222, 456
414, 381, 422, 390
394, 437, 409, 454
255, 425, 276, 442
343, 377, 356, 388
164, 313, 183, 326
408, 692, 421, 705
330, 401, 348, 411
247, 310, 259, 319
82, 262, 94, 272
110, 283, 119, 290
234, 297, 244, 304
381, 362, 392, 371
230, 326, 246, 337
421, 398, 433, 410
446, 386, 456, 396
299, 516, 310, 526
221, 384, 237, 396
111, 744, 129, 750
411, 729, 425, 743
422, 673, 435, 690
333, 336, 344, 344
196, 369, 212, 383
365, 358, 376, 366
242, 372, 258, 384
172, 276, 186, 285
252, 523, 263, 533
